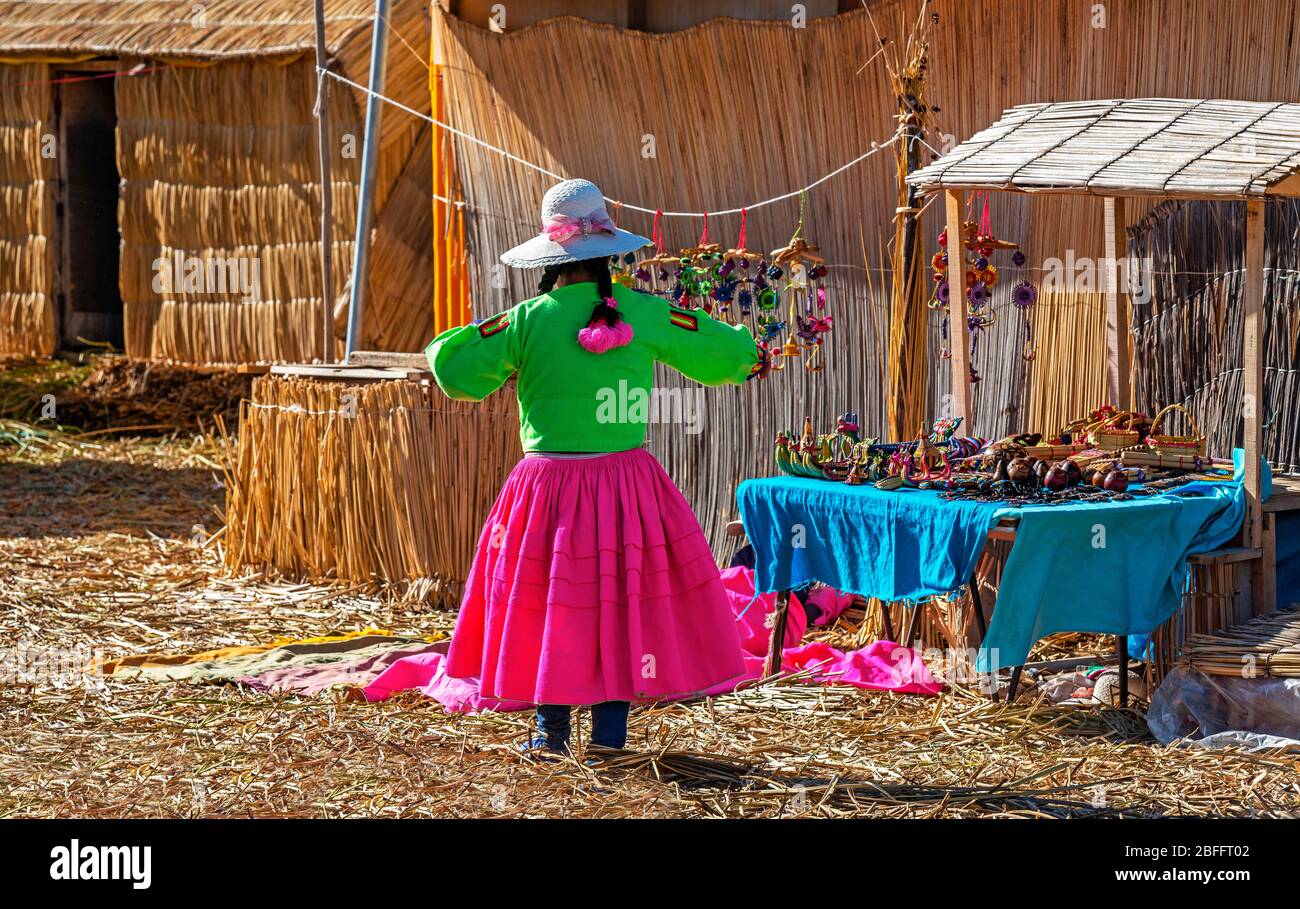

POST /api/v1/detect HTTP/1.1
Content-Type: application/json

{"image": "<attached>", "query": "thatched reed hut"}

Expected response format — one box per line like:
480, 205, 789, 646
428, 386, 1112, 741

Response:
0, 0, 433, 363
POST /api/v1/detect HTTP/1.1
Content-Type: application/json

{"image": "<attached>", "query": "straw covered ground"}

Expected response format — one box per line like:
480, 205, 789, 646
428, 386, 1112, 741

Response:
2, 422, 1298, 819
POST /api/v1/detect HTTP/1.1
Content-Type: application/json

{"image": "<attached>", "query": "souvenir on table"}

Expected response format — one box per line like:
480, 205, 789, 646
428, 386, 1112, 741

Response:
774, 413, 863, 481
1145, 403, 1207, 457
1060, 405, 1151, 451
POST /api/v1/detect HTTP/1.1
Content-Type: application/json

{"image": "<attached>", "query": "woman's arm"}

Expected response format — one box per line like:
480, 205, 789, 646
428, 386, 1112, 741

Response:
655, 304, 760, 386
425, 307, 520, 401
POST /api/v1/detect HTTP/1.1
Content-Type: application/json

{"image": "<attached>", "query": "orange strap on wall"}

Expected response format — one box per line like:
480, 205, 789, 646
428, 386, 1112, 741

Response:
431, 62, 472, 333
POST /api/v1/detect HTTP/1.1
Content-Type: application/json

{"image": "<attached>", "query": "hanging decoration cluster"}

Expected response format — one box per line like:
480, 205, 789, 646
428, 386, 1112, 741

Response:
610, 194, 831, 376
927, 192, 1034, 381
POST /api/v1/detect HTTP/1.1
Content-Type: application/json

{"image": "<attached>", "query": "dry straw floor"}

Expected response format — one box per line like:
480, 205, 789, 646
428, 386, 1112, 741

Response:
1, 424, 1297, 818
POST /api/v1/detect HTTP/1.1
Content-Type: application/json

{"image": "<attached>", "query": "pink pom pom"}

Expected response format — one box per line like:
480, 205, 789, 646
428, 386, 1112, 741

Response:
577, 320, 634, 353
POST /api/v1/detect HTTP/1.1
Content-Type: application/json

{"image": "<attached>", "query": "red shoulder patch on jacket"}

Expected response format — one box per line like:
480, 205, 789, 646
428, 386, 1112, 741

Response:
477, 312, 510, 338
668, 309, 698, 332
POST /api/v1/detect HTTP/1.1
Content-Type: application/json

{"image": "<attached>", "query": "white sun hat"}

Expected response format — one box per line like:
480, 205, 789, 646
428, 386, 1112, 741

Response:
500, 178, 651, 268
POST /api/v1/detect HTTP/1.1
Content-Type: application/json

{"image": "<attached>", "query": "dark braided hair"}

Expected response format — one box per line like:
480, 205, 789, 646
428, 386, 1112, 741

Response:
537, 258, 621, 329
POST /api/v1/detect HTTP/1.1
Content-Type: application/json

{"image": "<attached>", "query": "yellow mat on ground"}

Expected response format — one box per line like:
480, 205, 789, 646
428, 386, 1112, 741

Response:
93, 627, 405, 675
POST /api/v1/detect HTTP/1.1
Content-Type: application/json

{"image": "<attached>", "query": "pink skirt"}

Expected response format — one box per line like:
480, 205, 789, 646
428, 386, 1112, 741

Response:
445, 449, 746, 705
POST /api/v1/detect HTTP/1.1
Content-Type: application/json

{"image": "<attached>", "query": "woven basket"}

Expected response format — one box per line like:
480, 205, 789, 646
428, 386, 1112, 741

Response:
1146, 403, 1206, 456
1023, 442, 1088, 460
1088, 411, 1142, 450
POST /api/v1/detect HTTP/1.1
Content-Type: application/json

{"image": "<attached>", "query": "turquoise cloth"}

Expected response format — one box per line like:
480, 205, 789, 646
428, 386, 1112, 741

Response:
980, 449, 1265, 670
736, 477, 1005, 603
739, 451, 1264, 671
978, 483, 1242, 671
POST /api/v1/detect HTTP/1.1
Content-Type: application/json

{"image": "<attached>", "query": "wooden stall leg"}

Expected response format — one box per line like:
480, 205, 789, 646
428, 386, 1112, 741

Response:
878, 599, 896, 643
1117, 635, 1129, 708
1233, 559, 1255, 624
969, 578, 988, 643
902, 601, 926, 648
1004, 665, 1023, 704
1250, 513, 1277, 617
764, 590, 792, 680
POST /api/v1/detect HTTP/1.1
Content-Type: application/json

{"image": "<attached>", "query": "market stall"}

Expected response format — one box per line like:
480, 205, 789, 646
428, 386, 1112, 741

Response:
741, 99, 1300, 698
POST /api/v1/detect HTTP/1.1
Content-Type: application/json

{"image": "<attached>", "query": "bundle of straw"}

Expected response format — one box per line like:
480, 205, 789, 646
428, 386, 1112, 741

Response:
221, 374, 520, 604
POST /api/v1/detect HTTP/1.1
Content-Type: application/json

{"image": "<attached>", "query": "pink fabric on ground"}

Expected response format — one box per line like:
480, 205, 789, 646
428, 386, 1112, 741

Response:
713, 567, 941, 697
445, 449, 747, 705
366, 565, 941, 711
719, 565, 807, 652
364, 650, 529, 712
805, 585, 856, 627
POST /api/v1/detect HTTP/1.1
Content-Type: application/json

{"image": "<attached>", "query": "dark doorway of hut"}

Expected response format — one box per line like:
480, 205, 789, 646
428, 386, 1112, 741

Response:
53, 71, 123, 352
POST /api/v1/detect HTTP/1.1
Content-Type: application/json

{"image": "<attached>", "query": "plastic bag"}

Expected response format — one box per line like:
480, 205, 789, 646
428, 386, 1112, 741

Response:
1147, 666, 1300, 750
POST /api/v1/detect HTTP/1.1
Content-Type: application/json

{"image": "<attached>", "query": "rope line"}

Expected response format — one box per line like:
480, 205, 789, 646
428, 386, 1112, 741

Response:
317, 66, 900, 220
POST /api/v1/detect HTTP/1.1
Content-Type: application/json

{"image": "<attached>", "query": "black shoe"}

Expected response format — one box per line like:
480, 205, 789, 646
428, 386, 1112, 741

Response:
517, 735, 568, 760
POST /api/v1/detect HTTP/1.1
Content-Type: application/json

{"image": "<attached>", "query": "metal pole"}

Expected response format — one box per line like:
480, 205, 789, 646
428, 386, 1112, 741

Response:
313, 0, 336, 363
345, 0, 391, 360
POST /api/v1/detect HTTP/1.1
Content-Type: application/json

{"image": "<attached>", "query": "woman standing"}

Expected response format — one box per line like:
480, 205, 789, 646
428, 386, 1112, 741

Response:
426, 179, 759, 753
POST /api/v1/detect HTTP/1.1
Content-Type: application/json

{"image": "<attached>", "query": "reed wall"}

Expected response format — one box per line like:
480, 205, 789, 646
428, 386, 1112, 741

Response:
1130, 199, 1300, 473
0, 0, 434, 363
116, 60, 359, 363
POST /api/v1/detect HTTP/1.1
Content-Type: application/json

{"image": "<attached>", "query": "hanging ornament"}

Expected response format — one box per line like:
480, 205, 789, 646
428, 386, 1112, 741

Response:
769, 191, 830, 372
636, 210, 680, 296
926, 190, 1021, 370
1012, 279, 1038, 361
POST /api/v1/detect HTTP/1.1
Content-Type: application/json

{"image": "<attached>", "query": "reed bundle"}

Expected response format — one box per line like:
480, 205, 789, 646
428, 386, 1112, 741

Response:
883, 4, 935, 441
221, 374, 521, 604
1181, 607, 1300, 679
435, 0, 1300, 543
0, 62, 54, 356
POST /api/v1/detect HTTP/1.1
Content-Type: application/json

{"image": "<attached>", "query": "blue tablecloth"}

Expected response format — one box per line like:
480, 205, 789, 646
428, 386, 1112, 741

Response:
736, 478, 1005, 602
737, 451, 1259, 670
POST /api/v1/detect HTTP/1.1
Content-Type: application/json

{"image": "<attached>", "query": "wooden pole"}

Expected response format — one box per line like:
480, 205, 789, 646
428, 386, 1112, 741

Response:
1243, 198, 1268, 612
764, 590, 791, 679
312, 0, 335, 364
1103, 196, 1130, 409
345, 0, 391, 360
888, 90, 926, 441
944, 189, 971, 435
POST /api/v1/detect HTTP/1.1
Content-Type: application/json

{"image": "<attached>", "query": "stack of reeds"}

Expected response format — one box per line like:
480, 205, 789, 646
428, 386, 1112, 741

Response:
0, 62, 55, 357
1180, 607, 1300, 679
221, 374, 521, 604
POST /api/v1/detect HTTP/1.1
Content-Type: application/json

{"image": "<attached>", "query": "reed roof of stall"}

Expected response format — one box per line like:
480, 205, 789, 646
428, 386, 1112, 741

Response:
0, 0, 375, 59
907, 99, 1300, 200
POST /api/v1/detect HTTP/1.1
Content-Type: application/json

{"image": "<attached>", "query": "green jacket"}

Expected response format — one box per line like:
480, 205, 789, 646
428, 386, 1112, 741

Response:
425, 281, 758, 452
